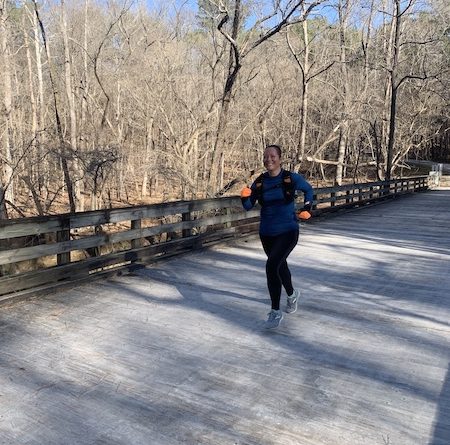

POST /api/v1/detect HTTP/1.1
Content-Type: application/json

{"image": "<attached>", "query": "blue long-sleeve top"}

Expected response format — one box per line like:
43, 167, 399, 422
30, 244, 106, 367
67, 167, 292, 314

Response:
242, 169, 314, 236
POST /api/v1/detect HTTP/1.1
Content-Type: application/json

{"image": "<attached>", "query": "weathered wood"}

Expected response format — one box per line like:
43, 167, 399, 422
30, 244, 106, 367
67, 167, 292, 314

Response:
0, 218, 63, 239
0, 197, 242, 240
181, 210, 192, 238
0, 209, 258, 267
0, 177, 428, 296
0, 188, 448, 445
0, 219, 260, 295
56, 215, 71, 265
130, 219, 142, 249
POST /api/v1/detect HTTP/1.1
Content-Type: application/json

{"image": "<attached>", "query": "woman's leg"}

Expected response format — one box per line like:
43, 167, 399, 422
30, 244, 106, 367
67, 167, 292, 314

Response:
260, 230, 299, 310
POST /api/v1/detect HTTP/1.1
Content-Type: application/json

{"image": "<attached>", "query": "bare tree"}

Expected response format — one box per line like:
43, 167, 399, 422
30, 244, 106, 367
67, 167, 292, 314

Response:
0, 0, 448, 218
204, 0, 329, 193
383, 0, 444, 180
61, 0, 84, 210
286, 12, 335, 169
334, 0, 350, 185
32, 0, 77, 212
0, 0, 14, 216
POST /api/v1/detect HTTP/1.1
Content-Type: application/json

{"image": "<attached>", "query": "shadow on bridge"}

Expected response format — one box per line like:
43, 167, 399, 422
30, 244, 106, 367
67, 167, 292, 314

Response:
1, 188, 449, 444
430, 364, 450, 445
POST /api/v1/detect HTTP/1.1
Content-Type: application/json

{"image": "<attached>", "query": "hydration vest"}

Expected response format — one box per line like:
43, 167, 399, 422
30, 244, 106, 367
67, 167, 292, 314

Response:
254, 170, 296, 206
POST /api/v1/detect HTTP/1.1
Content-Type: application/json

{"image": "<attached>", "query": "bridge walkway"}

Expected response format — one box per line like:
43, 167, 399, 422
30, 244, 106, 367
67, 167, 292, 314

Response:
1, 189, 449, 445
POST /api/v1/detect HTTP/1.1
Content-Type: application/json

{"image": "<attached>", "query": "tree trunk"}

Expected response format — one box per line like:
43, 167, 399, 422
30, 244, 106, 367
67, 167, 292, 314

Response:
28, 3, 46, 194
79, 0, 90, 206
22, 8, 44, 215
33, 0, 76, 213
0, 0, 14, 213
61, 0, 83, 211
22, 12, 38, 145
207, 0, 242, 193
286, 7, 334, 172
79, 0, 89, 151
298, 17, 309, 164
335, 0, 349, 186
380, 0, 395, 178
385, 0, 402, 181
141, 112, 155, 198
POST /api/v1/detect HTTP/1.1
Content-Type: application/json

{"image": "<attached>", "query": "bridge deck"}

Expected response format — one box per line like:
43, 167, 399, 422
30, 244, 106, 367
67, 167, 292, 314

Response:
1, 189, 449, 445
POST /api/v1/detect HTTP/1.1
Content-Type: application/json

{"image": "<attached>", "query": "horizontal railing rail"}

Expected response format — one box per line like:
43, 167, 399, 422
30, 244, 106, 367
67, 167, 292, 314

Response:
0, 176, 429, 298
312, 176, 429, 214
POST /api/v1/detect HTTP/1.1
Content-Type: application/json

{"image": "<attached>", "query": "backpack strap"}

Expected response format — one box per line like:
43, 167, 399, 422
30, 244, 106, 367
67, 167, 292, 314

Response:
254, 173, 265, 206
281, 170, 296, 203
254, 170, 296, 206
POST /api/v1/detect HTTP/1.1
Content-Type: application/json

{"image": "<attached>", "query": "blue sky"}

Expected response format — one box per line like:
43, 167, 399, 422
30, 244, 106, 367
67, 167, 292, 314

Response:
146, 0, 339, 22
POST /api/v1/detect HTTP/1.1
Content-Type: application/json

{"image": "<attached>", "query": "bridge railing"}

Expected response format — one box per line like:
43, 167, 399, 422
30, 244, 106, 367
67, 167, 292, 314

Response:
313, 176, 429, 214
0, 176, 428, 297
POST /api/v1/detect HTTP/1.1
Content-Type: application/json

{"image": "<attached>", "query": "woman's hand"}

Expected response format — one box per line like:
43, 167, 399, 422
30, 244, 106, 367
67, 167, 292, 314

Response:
297, 201, 312, 220
297, 210, 311, 220
240, 187, 252, 198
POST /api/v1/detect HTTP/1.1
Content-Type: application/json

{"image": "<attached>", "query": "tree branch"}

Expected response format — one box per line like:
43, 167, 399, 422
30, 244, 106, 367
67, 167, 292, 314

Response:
399, 37, 439, 47
244, 0, 326, 56
396, 73, 436, 89
307, 61, 336, 81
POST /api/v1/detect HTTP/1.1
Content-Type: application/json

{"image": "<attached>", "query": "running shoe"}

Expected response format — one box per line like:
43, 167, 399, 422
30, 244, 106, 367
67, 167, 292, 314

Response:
264, 309, 283, 329
286, 289, 300, 314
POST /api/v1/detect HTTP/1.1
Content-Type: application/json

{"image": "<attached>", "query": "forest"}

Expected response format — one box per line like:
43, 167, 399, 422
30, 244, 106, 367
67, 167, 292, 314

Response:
0, 0, 449, 218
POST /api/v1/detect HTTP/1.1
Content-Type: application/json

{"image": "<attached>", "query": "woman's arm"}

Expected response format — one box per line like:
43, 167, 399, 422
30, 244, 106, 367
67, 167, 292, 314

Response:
293, 173, 314, 205
241, 182, 257, 211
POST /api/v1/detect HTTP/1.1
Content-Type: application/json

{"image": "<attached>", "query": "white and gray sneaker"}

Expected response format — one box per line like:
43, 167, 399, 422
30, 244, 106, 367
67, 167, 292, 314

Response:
264, 309, 283, 329
286, 289, 300, 314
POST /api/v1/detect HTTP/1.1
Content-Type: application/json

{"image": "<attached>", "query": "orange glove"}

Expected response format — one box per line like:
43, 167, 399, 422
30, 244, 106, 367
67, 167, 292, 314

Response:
240, 187, 252, 198
297, 210, 312, 220
297, 202, 312, 220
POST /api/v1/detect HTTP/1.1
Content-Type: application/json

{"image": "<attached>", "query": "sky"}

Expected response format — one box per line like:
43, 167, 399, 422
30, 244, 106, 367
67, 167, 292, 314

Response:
145, 0, 340, 28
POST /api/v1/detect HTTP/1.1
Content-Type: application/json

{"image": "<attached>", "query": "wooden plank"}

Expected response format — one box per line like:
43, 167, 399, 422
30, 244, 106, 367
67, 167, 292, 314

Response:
0, 218, 63, 240
0, 188, 448, 445
0, 260, 90, 295
0, 178, 427, 275
0, 198, 239, 239
0, 178, 425, 241
0, 209, 259, 266
131, 219, 142, 249
313, 177, 427, 196
0, 220, 260, 296
69, 201, 190, 228
68, 198, 240, 229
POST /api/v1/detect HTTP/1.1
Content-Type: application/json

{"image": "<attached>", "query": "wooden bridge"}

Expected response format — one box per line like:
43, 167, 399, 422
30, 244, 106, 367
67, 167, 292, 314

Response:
0, 179, 449, 444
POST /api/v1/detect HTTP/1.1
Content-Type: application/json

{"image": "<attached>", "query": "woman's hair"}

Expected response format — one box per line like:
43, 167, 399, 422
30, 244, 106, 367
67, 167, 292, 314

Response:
265, 144, 282, 157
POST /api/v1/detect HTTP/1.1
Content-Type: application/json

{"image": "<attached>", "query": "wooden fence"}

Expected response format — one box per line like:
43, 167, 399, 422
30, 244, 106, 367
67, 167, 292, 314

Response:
0, 176, 429, 298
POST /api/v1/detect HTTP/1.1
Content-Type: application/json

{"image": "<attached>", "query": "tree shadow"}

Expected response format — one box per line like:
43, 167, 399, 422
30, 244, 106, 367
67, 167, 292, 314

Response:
429, 364, 450, 445
1, 188, 449, 444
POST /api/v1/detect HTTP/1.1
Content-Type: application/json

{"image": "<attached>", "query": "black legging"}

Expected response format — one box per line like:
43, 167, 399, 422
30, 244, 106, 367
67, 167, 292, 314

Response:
260, 230, 299, 310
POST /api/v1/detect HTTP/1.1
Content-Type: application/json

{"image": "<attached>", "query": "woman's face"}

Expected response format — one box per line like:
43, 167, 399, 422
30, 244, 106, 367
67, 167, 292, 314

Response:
263, 147, 281, 176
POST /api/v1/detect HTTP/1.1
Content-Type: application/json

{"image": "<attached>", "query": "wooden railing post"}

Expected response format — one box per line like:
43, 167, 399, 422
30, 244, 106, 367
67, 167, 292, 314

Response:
182, 210, 192, 238
131, 219, 142, 249
57, 216, 71, 266
225, 207, 232, 228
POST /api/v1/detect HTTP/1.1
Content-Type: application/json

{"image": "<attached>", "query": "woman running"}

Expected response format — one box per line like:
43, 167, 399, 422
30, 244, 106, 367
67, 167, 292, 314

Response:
241, 144, 314, 329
